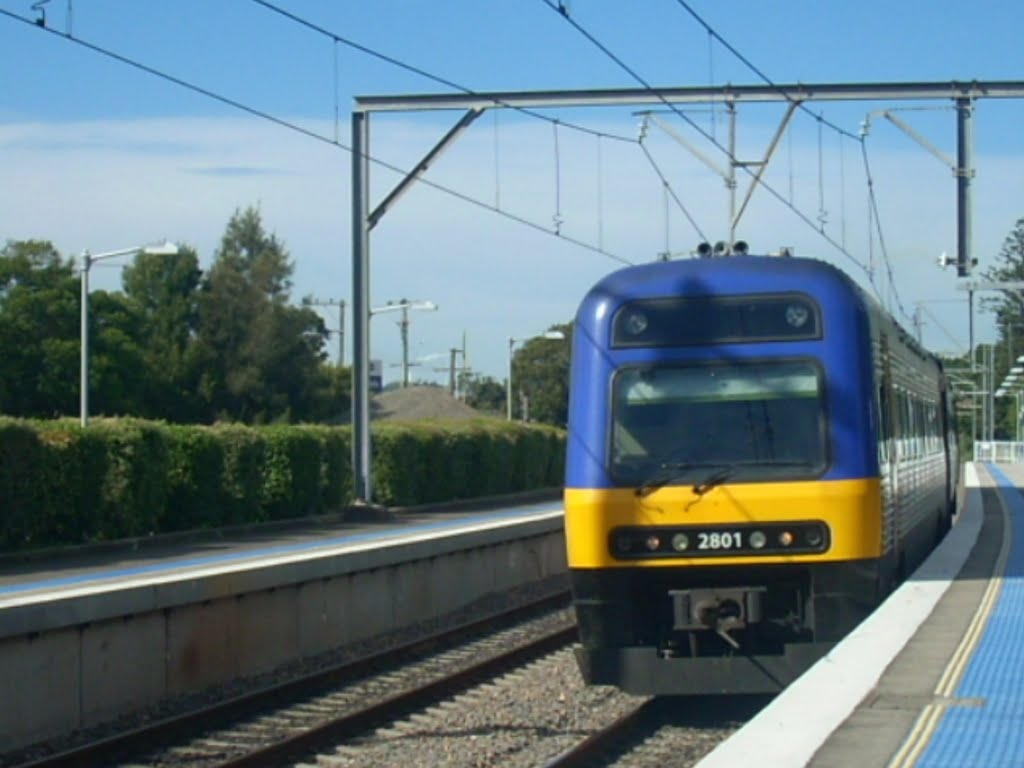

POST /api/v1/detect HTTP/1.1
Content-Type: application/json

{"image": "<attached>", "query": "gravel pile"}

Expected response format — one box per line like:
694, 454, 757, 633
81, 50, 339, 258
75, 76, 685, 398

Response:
372, 386, 488, 421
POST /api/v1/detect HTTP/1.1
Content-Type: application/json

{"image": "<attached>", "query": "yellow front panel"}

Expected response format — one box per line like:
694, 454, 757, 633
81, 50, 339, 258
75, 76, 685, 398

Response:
564, 478, 882, 568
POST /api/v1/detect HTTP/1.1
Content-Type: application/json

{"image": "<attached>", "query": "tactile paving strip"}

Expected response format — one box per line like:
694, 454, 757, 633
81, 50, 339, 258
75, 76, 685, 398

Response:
916, 463, 1024, 768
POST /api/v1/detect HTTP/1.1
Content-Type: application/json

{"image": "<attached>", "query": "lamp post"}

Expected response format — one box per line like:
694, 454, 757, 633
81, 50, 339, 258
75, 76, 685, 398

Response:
370, 299, 438, 388
80, 241, 179, 427
507, 330, 565, 421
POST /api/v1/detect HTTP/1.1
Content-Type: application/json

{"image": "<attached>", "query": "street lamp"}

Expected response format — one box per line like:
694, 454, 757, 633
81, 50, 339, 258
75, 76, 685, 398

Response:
370, 299, 438, 388
80, 241, 179, 426
507, 330, 565, 421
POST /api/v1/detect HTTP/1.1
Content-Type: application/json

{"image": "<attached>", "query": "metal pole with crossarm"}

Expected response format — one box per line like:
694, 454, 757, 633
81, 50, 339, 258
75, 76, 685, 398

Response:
79, 241, 178, 427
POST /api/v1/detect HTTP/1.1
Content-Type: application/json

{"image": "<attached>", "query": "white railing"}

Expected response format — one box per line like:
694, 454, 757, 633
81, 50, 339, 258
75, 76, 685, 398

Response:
973, 441, 1024, 463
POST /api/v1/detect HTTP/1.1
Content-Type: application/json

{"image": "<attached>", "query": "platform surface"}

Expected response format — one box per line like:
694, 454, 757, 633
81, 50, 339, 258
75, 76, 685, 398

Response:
700, 462, 1024, 767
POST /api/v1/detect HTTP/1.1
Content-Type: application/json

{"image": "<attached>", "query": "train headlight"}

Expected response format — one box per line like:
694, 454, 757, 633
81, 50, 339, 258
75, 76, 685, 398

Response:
778, 531, 795, 547
749, 531, 767, 549
644, 535, 661, 551
671, 533, 690, 551
623, 311, 648, 335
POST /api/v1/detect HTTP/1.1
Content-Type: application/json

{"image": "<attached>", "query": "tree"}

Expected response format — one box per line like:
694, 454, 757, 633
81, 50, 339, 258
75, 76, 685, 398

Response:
462, 374, 505, 416
0, 240, 78, 417
87, 290, 148, 417
981, 218, 1024, 440
122, 246, 203, 421
306, 363, 352, 424
511, 322, 572, 426
192, 207, 327, 422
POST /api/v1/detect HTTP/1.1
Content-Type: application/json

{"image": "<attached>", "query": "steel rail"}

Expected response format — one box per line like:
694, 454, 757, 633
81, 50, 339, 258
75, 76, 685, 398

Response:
12, 592, 572, 768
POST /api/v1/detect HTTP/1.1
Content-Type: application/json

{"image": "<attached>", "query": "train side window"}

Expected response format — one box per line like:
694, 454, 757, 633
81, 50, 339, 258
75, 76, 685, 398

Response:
912, 399, 921, 457
921, 397, 929, 456
927, 403, 937, 453
896, 390, 906, 459
877, 384, 891, 464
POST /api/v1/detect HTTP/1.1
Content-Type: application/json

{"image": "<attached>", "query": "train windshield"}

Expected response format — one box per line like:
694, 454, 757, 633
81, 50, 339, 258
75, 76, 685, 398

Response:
610, 360, 826, 484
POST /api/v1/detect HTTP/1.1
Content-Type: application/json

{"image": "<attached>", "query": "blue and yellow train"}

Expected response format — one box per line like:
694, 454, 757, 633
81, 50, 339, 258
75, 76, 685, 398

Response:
564, 248, 959, 695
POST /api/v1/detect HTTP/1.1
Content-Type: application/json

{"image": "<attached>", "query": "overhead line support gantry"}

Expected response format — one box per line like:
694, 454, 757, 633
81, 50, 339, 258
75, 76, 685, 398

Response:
349, 79, 1024, 504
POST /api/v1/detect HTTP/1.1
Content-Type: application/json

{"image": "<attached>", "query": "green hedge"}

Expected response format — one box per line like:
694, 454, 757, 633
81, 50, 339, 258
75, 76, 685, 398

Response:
0, 416, 564, 553
370, 419, 564, 506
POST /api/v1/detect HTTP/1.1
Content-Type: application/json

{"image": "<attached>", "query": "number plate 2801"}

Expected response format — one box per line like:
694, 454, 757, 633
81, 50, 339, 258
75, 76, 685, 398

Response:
696, 530, 743, 550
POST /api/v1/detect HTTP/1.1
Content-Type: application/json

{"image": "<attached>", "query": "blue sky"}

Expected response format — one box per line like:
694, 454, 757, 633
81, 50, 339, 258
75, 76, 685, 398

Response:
2, 1, 1023, 384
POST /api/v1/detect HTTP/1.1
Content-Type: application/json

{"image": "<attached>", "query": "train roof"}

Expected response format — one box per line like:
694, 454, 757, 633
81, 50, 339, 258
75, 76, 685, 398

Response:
588, 254, 857, 298
580, 254, 940, 365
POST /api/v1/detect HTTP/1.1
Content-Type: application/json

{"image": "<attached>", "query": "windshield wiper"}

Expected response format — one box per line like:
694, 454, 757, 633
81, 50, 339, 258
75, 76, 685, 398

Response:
635, 461, 692, 498
692, 466, 736, 496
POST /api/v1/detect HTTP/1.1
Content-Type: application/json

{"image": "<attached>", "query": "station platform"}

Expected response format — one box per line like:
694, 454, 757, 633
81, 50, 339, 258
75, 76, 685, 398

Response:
0, 493, 562, 634
699, 462, 1024, 767
0, 492, 565, 753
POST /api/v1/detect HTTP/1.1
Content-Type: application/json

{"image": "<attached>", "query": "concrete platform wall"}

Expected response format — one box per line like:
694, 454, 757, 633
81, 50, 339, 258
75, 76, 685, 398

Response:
0, 526, 567, 753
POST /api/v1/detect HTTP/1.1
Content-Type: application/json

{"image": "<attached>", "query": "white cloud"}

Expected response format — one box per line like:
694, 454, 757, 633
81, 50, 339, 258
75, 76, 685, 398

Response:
2, 112, 1019, 383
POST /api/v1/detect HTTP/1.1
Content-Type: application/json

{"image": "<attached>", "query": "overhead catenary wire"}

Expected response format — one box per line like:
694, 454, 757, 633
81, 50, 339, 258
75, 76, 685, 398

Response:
637, 137, 710, 245
248, 0, 637, 145
552, 120, 564, 235
536, 0, 875, 281
917, 303, 969, 354
332, 38, 340, 143
671, 0, 861, 142
0, 7, 632, 266
817, 114, 828, 232
670, 0, 907, 313
839, 131, 847, 248
860, 138, 913, 324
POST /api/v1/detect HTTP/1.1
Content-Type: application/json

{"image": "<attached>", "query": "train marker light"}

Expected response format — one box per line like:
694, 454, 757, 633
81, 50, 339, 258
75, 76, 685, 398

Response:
671, 533, 690, 551
623, 311, 648, 335
806, 528, 823, 547
645, 535, 661, 551
785, 303, 810, 328
749, 531, 767, 549
779, 531, 795, 547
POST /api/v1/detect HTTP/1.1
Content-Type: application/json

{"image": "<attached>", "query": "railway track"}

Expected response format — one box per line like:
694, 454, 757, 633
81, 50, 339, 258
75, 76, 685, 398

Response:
10, 587, 769, 767
544, 695, 772, 768
11, 594, 574, 768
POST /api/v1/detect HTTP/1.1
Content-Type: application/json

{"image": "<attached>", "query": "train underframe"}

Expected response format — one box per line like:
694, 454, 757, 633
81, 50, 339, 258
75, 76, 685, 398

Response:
571, 557, 889, 695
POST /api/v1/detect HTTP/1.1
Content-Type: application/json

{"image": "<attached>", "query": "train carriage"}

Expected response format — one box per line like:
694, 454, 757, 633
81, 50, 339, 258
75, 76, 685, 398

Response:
564, 250, 959, 695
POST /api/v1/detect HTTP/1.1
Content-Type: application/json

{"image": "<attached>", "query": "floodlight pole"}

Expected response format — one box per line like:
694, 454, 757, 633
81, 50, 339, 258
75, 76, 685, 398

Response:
80, 242, 177, 427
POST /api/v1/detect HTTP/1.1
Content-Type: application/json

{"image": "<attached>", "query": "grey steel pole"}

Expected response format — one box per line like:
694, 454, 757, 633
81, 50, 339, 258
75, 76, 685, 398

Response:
956, 98, 974, 278
352, 111, 372, 502
727, 103, 737, 246
79, 251, 91, 428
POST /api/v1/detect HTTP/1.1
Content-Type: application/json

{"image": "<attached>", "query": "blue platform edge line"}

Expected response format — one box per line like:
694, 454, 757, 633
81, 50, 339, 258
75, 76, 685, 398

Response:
0, 503, 562, 597
916, 463, 1024, 768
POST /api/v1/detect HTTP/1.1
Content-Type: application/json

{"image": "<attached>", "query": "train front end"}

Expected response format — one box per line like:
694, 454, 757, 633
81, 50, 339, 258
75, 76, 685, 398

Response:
564, 255, 884, 695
